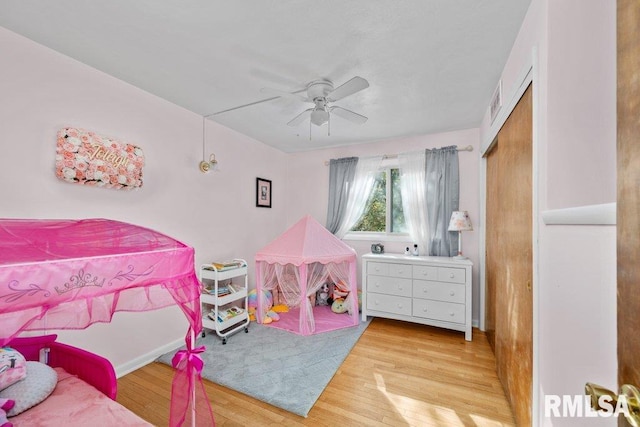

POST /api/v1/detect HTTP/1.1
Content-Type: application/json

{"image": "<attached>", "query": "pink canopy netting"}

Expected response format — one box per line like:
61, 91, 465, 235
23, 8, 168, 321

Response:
254, 215, 359, 335
0, 218, 214, 427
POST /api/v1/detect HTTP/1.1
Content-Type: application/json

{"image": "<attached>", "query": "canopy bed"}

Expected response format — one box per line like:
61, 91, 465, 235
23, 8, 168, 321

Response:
0, 218, 213, 426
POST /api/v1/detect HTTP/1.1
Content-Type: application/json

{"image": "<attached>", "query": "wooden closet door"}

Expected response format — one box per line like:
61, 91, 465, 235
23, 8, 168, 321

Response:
485, 142, 500, 352
486, 85, 533, 426
617, 1, 640, 423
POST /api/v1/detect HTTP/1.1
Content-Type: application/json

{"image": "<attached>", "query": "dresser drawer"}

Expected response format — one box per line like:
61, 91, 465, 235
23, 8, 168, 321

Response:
367, 275, 412, 297
437, 267, 466, 284
389, 263, 411, 278
367, 262, 412, 279
412, 299, 465, 324
367, 262, 389, 276
367, 293, 412, 316
413, 280, 465, 304
413, 265, 438, 280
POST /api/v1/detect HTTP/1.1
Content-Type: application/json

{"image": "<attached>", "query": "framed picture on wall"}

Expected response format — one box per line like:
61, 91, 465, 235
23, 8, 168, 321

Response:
256, 177, 272, 208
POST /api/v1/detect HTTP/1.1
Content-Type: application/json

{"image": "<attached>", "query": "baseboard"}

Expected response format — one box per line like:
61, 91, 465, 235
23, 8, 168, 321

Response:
114, 337, 184, 378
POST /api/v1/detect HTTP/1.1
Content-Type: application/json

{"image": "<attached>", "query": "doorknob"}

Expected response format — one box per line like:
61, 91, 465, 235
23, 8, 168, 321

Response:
585, 382, 640, 425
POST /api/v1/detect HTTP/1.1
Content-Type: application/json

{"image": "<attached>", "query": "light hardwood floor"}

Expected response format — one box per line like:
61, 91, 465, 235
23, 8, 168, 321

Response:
117, 318, 515, 426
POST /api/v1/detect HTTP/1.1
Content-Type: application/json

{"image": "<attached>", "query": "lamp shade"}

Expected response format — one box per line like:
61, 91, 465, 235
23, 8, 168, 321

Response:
448, 211, 473, 232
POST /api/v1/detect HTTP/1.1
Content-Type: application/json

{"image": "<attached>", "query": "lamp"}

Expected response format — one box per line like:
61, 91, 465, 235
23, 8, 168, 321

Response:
448, 211, 473, 260
199, 153, 218, 173
199, 116, 218, 173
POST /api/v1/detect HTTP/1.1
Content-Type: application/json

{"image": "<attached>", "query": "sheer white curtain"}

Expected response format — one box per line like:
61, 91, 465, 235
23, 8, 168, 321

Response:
325, 261, 357, 315
300, 262, 331, 333
334, 155, 383, 238
398, 151, 430, 256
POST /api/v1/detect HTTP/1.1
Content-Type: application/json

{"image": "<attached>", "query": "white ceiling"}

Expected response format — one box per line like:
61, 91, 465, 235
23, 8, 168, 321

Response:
0, 1, 531, 153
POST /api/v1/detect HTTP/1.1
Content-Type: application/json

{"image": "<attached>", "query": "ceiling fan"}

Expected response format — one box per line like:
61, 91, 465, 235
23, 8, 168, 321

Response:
261, 76, 370, 131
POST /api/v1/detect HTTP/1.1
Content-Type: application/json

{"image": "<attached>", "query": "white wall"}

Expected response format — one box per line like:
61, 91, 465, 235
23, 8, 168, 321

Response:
479, 1, 618, 425
0, 26, 289, 373
286, 129, 482, 325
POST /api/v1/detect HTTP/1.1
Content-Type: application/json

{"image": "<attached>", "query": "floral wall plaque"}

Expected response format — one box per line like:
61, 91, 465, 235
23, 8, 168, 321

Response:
55, 127, 144, 189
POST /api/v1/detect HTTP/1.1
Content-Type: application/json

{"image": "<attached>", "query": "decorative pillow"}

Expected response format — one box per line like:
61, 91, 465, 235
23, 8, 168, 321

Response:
0, 361, 57, 417
0, 348, 27, 391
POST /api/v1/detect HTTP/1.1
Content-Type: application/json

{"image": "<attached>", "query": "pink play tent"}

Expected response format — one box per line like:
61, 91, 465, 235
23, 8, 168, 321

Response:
254, 215, 359, 335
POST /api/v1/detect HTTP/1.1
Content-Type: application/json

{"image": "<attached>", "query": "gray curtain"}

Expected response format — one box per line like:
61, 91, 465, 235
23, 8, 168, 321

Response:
425, 146, 459, 256
326, 157, 358, 234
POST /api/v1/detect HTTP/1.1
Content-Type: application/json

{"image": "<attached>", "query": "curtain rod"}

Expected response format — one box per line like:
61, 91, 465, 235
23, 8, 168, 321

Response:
323, 144, 474, 166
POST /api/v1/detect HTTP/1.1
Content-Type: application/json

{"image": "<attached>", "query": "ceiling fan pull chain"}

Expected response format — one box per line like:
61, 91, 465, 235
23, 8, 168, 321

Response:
328, 114, 331, 136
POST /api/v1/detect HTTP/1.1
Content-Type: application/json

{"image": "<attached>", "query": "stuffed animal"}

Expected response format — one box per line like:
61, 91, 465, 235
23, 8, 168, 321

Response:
331, 298, 348, 314
247, 289, 272, 311
272, 304, 289, 313
332, 280, 350, 300
316, 283, 330, 306
0, 398, 14, 427
0, 348, 26, 391
247, 289, 285, 323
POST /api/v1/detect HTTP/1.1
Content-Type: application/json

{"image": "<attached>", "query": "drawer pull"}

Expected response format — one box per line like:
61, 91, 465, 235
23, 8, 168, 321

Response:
423, 289, 428, 293
397, 303, 403, 309
450, 291, 455, 296
449, 312, 455, 317
449, 273, 455, 279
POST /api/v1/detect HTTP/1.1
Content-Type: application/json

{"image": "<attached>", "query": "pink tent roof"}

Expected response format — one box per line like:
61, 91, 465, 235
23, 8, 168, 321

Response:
255, 215, 356, 266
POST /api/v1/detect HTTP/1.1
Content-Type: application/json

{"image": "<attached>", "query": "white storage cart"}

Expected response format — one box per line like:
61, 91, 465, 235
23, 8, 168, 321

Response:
199, 259, 249, 344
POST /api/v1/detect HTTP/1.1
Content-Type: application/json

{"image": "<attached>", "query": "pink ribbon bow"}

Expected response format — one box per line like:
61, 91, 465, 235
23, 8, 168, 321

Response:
171, 345, 206, 373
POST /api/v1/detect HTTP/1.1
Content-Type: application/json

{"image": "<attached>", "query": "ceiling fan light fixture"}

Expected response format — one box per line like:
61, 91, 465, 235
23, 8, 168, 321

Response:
310, 109, 329, 126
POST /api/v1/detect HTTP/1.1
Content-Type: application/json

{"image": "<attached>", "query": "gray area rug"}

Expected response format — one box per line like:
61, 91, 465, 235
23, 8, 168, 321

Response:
157, 320, 370, 417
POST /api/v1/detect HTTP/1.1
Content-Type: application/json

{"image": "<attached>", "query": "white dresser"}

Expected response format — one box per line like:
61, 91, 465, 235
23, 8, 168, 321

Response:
361, 253, 473, 341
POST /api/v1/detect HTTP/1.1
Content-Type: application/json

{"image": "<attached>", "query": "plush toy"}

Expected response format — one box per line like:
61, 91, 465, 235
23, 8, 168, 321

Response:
247, 288, 271, 321
331, 298, 348, 314
247, 289, 285, 323
0, 398, 14, 427
272, 304, 289, 313
0, 348, 26, 391
316, 283, 330, 306
332, 280, 350, 300
247, 289, 272, 311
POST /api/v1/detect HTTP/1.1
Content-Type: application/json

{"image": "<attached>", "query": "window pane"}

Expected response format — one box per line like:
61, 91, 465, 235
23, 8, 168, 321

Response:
352, 171, 385, 232
390, 168, 407, 233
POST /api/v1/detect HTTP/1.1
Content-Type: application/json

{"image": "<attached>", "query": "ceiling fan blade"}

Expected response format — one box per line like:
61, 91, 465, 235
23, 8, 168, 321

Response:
329, 106, 368, 125
260, 87, 308, 102
287, 109, 313, 127
326, 76, 369, 102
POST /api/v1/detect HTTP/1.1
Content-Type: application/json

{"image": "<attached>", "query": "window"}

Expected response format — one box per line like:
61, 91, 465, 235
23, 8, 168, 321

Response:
351, 168, 407, 234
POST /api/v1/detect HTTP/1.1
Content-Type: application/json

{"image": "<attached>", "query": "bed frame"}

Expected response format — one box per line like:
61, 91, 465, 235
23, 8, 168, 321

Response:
7, 334, 117, 400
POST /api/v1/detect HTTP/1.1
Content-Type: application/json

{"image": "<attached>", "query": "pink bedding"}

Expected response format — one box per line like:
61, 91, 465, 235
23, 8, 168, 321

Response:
12, 368, 151, 426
